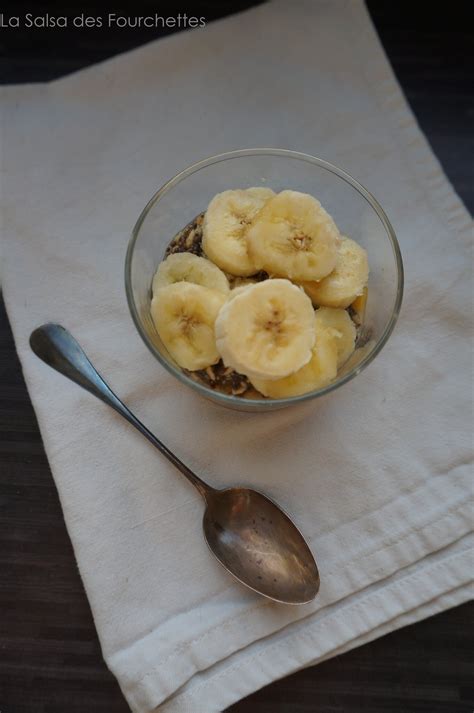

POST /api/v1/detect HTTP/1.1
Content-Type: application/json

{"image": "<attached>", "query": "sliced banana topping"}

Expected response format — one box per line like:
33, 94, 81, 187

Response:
152, 252, 230, 295
247, 190, 340, 281
229, 276, 259, 289
350, 286, 368, 326
150, 186, 372, 400
202, 187, 275, 276
301, 237, 368, 308
251, 326, 338, 398
215, 279, 316, 381
314, 307, 356, 367
151, 282, 226, 371
227, 284, 256, 301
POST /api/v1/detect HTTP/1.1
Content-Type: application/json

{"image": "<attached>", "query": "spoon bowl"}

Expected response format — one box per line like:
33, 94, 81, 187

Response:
204, 487, 319, 604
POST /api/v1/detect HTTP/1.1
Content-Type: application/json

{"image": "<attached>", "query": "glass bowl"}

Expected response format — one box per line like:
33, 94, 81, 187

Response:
125, 149, 403, 412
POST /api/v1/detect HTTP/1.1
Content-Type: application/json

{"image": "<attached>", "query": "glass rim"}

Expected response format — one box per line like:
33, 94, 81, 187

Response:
125, 148, 404, 408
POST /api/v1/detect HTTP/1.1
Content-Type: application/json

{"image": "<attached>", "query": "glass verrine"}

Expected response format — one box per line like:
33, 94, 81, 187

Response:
125, 149, 403, 412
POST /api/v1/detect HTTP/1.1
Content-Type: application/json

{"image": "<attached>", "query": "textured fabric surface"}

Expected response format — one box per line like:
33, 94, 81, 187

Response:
1, 1, 472, 711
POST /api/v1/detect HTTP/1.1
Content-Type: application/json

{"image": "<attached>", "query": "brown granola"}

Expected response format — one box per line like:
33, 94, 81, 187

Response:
185, 362, 254, 397
164, 213, 205, 258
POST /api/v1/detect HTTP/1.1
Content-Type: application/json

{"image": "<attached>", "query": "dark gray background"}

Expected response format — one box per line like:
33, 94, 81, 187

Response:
1, 2, 472, 711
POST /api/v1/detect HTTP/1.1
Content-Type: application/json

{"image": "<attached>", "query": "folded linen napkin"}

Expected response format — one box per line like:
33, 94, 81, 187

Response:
1, 1, 472, 711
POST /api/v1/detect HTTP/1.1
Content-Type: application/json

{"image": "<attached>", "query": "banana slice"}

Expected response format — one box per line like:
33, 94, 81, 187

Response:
301, 237, 368, 308
314, 307, 356, 367
246, 190, 340, 281
215, 279, 315, 381
350, 286, 368, 326
227, 284, 255, 301
337, 338, 376, 376
251, 327, 338, 398
229, 276, 259, 289
151, 282, 226, 371
202, 187, 275, 276
152, 253, 229, 295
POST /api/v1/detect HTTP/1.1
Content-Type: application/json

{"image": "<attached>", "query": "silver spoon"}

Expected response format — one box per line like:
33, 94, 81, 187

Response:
30, 324, 319, 604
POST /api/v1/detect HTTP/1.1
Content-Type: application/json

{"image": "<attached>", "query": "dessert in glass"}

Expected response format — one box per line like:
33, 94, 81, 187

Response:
126, 150, 403, 412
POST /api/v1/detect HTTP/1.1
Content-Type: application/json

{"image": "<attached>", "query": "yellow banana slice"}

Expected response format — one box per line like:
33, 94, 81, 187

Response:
202, 187, 275, 276
314, 306, 356, 367
152, 253, 230, 295
215, 279, 315, 381
247, 190, 340, 281
151, 282, 226, 371
227, 284, 255, 301
350, 286, 368, 325
301, 237, 368, 308
228, 276, 259, 289
251, 327, 338, 398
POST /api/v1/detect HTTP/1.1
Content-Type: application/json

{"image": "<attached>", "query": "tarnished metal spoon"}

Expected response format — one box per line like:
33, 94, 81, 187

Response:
30, 324, 319, 604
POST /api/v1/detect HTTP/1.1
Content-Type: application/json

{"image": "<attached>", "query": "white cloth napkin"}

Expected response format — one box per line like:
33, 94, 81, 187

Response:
1, 1, 472, 711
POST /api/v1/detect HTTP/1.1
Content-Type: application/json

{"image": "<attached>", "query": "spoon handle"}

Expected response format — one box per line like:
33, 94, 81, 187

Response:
29, 324, 212, 500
